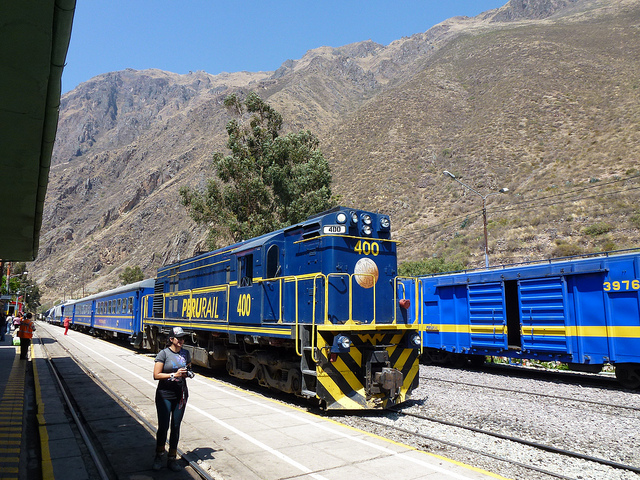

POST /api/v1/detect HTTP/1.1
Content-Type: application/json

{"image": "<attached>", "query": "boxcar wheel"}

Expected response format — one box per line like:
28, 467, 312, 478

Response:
615, 364, 640, 389
468, 355, 486, 368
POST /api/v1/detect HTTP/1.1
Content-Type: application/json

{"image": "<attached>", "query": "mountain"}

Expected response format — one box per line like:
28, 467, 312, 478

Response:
34, 0, 640, 305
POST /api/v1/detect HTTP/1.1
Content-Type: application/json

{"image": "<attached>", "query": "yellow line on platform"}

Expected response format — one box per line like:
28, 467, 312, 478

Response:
32, 343, 54, 480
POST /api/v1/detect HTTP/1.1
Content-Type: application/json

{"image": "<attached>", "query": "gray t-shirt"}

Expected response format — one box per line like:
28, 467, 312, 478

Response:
155, 347, 191, 400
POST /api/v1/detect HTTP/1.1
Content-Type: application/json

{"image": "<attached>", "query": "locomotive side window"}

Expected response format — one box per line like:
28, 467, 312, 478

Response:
266, 245, 280, 279
239, 255, 253, 287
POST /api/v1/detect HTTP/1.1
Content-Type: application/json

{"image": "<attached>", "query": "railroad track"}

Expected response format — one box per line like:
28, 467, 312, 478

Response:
333, 406, 640, 480
419, 375, 640, 416
35, 327, 218, 480
458, 361, 621, 388
389, 407, 640, 476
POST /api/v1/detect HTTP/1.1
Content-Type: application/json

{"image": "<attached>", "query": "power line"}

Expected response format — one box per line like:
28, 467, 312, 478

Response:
417, 182, 640, 237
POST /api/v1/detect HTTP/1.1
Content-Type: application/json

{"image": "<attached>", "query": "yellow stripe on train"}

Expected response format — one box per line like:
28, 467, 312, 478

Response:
423, 324, 640, 337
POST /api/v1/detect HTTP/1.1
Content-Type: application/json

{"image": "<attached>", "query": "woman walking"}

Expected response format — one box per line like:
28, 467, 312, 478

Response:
152, 326, 193, 471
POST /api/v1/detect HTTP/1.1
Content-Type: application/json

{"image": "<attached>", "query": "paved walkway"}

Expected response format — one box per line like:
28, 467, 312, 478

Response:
0, 331, 25, 479
0, 325, 90, 480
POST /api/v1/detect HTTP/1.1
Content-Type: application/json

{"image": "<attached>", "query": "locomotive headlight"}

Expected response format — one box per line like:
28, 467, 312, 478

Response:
336, 212, 347, 224
331, 334, 351, 353
362, 225, 372, 236
362, 214, 372, 225
379, 217, 390, 230
350, 211, 359, 224
406, 332, 421, 348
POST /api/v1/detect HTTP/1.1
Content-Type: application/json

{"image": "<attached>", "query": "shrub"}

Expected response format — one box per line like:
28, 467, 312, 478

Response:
399, 257, 467, 276
551, 242, 582, 258
600, 239, 617, 252
583, 222, 612, 236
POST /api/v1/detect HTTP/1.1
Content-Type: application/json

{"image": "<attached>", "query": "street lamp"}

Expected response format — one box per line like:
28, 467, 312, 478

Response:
443, 170, 508, 268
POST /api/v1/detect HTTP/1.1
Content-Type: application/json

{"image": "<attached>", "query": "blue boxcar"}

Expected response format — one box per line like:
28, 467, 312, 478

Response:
143, 207, 421, 409
411, 251, 640, 388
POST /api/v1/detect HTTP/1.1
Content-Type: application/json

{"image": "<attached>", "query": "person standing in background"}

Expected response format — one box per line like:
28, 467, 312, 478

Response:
64, 316, 71, 335
0, 310, 6, 341
17, 312, 35, 359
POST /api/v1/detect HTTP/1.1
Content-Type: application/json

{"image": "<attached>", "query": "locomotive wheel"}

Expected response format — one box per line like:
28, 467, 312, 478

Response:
615, 364, 640, 389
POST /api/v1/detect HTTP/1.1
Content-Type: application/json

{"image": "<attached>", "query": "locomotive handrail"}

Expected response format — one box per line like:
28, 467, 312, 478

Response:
310, 273, 326, 362
394, 276, 421, 325
287, 273, 327, 358
254, 273, 331, 356
325, 272, 377, 325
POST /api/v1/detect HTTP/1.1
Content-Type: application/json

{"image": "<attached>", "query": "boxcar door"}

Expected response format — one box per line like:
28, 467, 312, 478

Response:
518, 276, 571, 354
467, 282, 508, 349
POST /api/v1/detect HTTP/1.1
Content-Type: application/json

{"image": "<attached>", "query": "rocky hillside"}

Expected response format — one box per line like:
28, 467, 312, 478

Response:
34, 0, 640, 305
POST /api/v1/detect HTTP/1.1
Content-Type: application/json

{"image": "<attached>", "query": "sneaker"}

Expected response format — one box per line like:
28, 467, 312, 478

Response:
168, 458, 183, 472
152, 452, 165, 471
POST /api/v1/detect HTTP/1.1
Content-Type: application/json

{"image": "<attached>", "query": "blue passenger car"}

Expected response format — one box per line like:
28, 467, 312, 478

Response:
72, 296, 93, 331
48, 301, 73, 326
89, 279, 154, 341
413, 251, 640, 388
143, 207, 421, 409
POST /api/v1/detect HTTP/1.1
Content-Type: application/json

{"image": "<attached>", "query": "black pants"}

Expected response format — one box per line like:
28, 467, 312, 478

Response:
155, 391, 187, 454
20, 338, 31, 359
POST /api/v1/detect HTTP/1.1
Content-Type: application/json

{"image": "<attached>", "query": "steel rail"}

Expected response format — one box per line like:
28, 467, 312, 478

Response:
390, 408, 640, 475
37, 323, 217, 480
364, 417, 576, 480
36, 334, 111, 480
419, 375, 640, 413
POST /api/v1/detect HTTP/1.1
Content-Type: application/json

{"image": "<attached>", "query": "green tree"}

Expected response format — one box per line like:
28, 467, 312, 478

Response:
180, 92, 333, 248
1, 262, 41, 311
119, 266, 144, 285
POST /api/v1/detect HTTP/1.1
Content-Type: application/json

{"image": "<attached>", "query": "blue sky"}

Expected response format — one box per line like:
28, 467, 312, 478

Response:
62, 1, 507, 93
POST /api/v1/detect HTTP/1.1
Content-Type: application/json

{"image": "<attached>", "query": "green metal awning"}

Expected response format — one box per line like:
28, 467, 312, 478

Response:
0, 0, 76, 260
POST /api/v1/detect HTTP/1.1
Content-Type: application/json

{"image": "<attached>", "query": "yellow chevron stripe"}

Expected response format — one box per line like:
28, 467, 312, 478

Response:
318, 324, 419, 332
331, 356, 366, 394
394, 347, 413, 372
317, 366, 364, 409
348, 345, 362, 366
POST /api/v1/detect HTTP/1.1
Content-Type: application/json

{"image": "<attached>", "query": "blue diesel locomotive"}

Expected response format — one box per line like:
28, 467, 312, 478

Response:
143, 207, 421, 409
62, 208, 421, 410
406, 250, 640, 388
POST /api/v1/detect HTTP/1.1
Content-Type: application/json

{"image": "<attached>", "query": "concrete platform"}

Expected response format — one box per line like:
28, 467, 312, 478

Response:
17, 322, 511, 479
